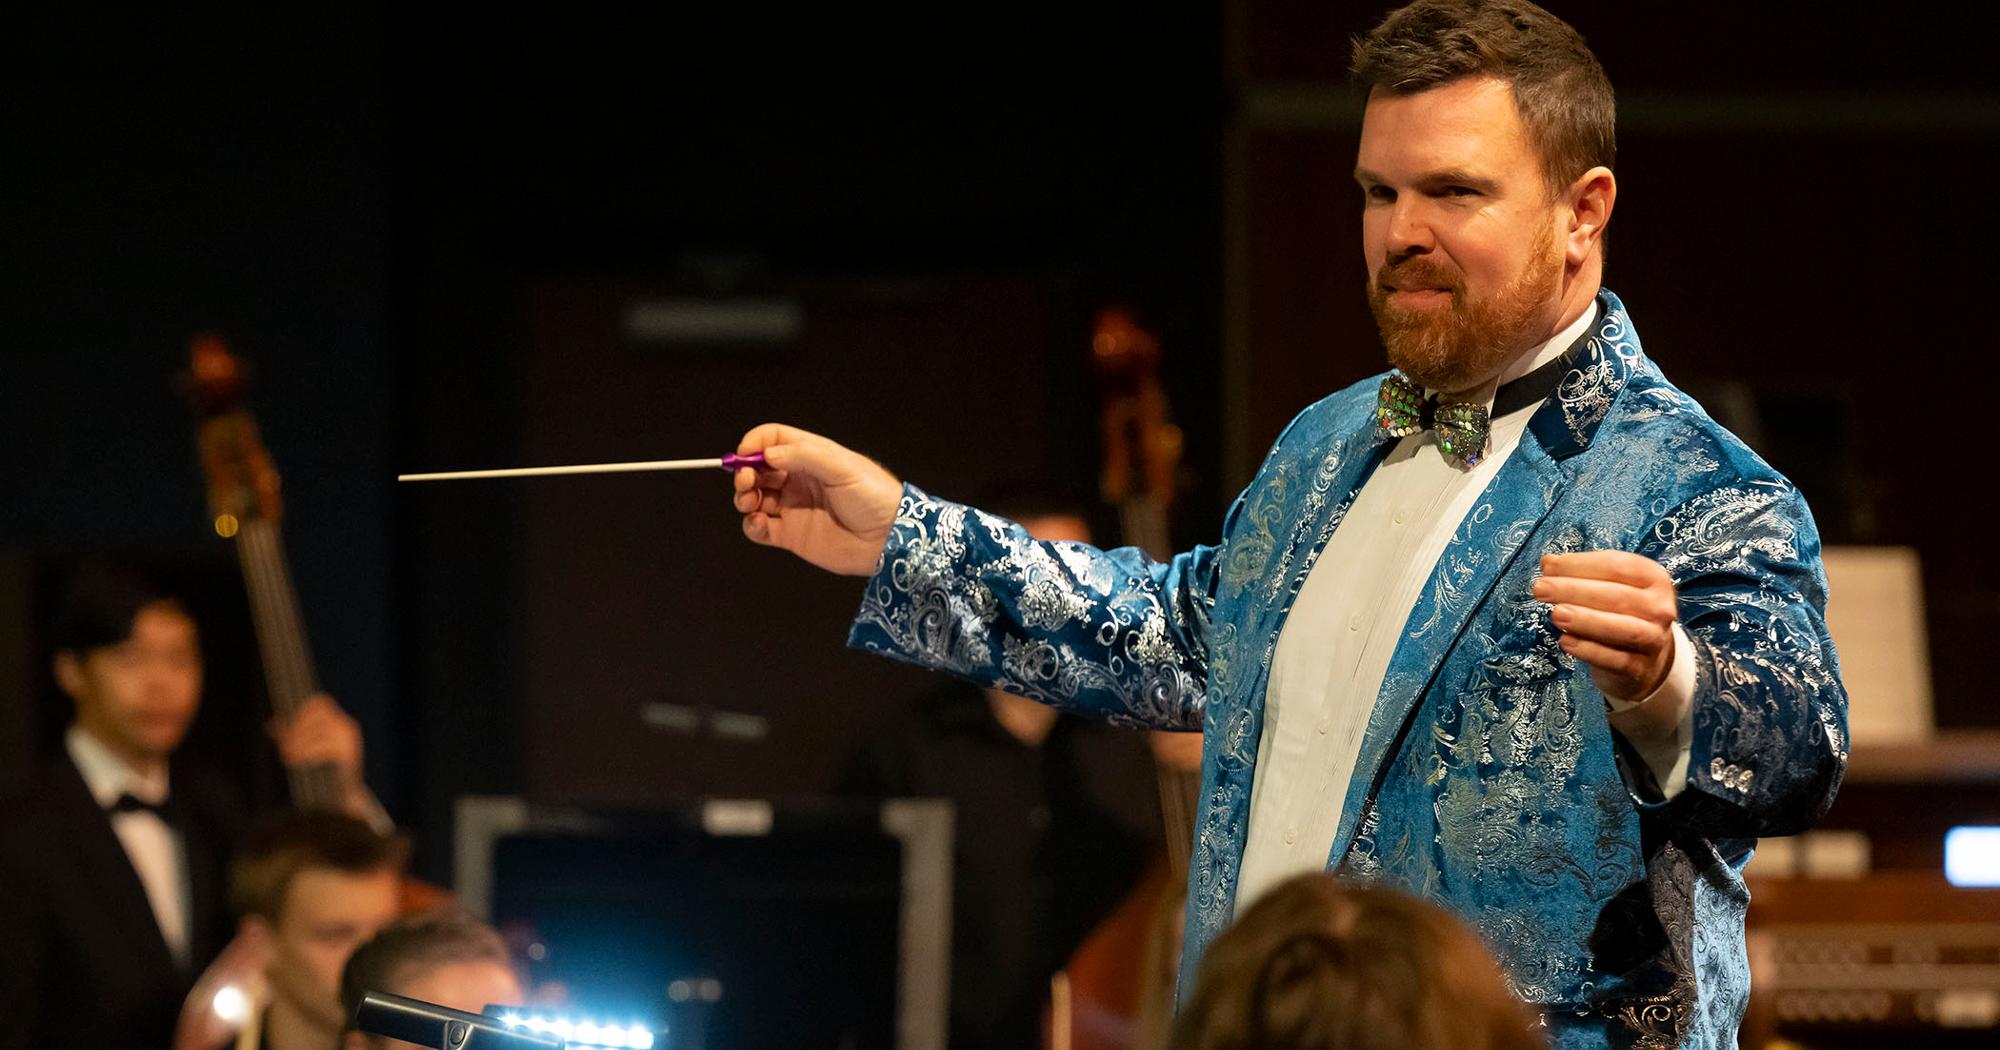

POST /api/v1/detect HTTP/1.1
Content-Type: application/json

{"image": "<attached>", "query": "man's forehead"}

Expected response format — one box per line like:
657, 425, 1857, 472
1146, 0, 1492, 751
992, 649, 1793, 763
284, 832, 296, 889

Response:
129, 602, 197, 635
283, 865, 401, 921
1356, 76, 1533, 178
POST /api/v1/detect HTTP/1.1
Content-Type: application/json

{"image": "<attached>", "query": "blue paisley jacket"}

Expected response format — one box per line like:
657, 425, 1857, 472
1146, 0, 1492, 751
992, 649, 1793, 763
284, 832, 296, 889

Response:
848, 289, 1848, 1050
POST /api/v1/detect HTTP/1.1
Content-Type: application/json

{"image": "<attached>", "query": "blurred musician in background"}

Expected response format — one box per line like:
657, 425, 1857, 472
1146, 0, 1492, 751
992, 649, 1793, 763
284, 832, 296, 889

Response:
836, 487, 1163, 1050
176, 812, 409, 1050
0, 561, 384, 1050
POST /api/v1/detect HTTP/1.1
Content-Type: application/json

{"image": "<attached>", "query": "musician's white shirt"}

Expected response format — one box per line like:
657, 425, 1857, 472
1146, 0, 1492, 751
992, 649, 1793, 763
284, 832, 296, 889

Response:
67, 724, 192, 968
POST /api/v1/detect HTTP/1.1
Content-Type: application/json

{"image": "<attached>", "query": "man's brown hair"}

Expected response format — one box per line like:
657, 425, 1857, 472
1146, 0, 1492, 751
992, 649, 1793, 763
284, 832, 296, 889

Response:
1351, 0, 1614, 193
229, 810, 409, 921
1170, 874, 1545, 1050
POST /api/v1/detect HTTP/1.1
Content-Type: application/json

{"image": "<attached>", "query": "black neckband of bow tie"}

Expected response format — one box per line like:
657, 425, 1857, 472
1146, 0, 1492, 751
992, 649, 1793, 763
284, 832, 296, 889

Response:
1490, 327, 1589, 419
108, 793, 175, 821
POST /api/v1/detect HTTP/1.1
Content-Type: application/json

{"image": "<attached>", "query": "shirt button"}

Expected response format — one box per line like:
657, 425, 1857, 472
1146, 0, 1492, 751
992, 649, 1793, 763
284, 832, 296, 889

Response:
1284, 827, 1298, 845
1348, 614, 1364, 632
1316, 720, 1331, 735
1393, 508, 1408, 525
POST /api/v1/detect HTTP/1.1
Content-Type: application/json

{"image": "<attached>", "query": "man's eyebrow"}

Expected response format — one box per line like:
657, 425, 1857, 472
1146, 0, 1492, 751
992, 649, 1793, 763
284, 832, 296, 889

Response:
1421, 168, 1500, 192
1351, 166, 1502, 193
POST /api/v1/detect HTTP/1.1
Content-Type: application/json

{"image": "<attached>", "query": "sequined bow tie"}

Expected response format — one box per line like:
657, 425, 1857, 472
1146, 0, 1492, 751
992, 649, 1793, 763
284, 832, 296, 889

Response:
1376, 373, 1491, 468
1374, 333, 1591, 469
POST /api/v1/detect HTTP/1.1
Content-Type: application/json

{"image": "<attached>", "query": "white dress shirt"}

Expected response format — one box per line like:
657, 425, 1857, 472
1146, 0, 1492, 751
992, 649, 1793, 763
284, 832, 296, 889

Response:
1235, 303, 1696, 911
66, 724, 193, 968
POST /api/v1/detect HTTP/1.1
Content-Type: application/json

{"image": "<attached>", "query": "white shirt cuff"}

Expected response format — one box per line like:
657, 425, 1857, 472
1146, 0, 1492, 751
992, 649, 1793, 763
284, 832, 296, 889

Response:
1604, 621, 1696, 801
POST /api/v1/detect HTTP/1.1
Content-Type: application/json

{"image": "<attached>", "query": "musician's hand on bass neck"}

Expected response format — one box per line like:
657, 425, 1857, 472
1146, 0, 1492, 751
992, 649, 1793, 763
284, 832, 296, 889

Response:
270, 694, 374, 820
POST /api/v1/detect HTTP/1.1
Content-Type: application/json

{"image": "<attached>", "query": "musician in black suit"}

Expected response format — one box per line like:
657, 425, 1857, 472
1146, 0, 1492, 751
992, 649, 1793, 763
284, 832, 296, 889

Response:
0, 563, 375, 1050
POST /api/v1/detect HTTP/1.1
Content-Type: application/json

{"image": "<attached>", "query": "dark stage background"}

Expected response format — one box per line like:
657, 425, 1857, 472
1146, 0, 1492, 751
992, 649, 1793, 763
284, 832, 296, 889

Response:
4, 1, 1998, 884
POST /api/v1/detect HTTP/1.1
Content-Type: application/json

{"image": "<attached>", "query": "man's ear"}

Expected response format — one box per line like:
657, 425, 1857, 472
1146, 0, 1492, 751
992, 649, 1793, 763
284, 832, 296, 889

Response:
1565, 166, 1617, 267
53, 651, 88, 704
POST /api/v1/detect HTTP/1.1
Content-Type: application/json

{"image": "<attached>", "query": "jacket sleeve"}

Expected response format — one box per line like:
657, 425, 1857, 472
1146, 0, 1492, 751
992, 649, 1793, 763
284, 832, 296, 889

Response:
848, 484, 1219, 730
1637, 478, 1850, 837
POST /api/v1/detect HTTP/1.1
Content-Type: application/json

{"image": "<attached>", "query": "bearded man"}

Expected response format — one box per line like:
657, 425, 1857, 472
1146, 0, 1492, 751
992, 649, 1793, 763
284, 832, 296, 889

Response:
725, 2, 1848, 1047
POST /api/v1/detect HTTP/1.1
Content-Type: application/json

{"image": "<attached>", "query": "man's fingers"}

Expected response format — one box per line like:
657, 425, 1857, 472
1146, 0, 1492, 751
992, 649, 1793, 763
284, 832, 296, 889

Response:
732, 464, 790, 492
1533, 576, 1675, 622
1558, 634, 1654, 683
1551, 604, 1667, 652
743, 510, 800, 550
757, 438, 840, 481
1540, 550, 1667, 589
288, 702, 346, 738
736, 422, 799, 456
733, 487, 788, 516
737, 423, 867, 486
737, 423, 826, 475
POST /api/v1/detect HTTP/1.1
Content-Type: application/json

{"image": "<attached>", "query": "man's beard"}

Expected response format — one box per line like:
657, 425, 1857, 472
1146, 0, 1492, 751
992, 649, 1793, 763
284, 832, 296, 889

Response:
1367, 235, 1563, 394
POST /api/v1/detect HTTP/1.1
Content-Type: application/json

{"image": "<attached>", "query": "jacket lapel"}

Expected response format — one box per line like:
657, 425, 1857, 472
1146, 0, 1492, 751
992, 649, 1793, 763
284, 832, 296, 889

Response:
1328, 431, 1567, 866
46, 754, 184, 977
1234, 421, 1395, 729
1194, 406, 1391, 937
175, 769, 231, 969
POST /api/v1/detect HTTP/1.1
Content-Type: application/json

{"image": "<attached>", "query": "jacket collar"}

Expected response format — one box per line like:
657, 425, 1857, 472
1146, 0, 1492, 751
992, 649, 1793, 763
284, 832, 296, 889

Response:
1524, 288, 1640, 462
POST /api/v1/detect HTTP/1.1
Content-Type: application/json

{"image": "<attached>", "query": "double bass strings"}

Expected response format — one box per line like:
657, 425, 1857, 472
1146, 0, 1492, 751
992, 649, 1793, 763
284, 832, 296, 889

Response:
237, 520, 342, 809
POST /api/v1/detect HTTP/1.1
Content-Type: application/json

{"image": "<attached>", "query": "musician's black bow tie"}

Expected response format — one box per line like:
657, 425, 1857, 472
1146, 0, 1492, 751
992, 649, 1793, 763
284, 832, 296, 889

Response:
1374, 337, 1586, 468
108, 792, 175, 822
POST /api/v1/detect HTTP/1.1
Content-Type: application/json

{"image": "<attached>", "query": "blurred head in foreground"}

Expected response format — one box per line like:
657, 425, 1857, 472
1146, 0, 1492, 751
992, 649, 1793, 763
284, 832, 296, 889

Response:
1171, 874, 1545, 1050
339, 911, 522, 1050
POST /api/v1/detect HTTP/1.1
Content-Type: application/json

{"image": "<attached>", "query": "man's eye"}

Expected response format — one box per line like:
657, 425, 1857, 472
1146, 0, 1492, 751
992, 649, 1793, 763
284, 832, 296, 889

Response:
1364, 186, 1395, 203
1443, 185, 1480, 197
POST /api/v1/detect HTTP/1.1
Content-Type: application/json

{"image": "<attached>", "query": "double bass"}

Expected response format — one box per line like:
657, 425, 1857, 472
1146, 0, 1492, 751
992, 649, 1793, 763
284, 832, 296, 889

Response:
182, 334, 448, 912
175, 335, 447, 1050
1049, 308, 1200, 1050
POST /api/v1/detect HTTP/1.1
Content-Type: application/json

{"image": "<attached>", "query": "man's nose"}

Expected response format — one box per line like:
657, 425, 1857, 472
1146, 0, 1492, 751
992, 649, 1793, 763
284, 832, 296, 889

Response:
1386, 198, 1434, 257
141, 661, 185, 699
